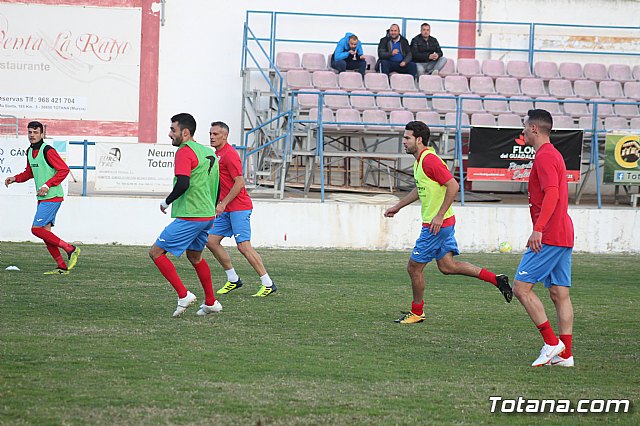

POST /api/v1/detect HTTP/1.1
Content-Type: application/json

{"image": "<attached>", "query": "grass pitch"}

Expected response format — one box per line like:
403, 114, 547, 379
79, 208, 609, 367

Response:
0, 242, 638, 425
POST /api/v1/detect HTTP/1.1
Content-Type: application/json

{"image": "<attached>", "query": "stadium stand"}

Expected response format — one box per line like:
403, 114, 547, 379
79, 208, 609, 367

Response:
276, 52, 301, 71
583, 63, 608, 82
349, 90, 377, 111
419, 75, 445, 94
338, 72, 364, 91
457, 58, 482, 77
534, 61, 560, 80
301, 53, 328, 71
559, 62, 584, 81
364, 73, 390, 92
481, 59, 507, 78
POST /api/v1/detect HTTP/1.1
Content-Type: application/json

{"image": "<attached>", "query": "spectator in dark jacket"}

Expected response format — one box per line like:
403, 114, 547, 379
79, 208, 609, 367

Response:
410, 22, 447, 77
376, 24, 417, 77
331, 33, 366, 77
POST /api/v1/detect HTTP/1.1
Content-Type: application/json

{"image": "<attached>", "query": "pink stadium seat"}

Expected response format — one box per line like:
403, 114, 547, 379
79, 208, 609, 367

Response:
495, 77, 521, 96
578, 116, 603, 131
416, 111, 442, 129
349, 90, 377, 111
297, 89, 320, 110
589, 98, 615, 117
324, 90, 351, 109
364, 73, 390, 92
419, 75, 445, 94
559, 62, 583, 81
483, 96, 510, 114
457, 58, 482, 77
520, 78, 547, 98
630, 117, 640, 129
482, 59, 507, 78
633, 65, 640, 81
497, 114, 522, 127
390, 74, 418, 93
548, 79, 574, 99
439, 58, 456, 76
598, 81, 624, 100
445, 112, 470, 130
363, 109, 389, 131
338, 72, 364, 91
506, 60, 533, 78
361, 55, 377, 74
509, 96, 534, 115
604, 116, 629, 130
276, 52, 302, 71
471, 113, 496, 126
624, 82, 640, 100
461, 94, 484, 114
535, 96, 562, 114
608, 64, 633, 82
308, 107, 336, 128
583, 63, 608, 82
613, 98, 640, 118
312, 71, 338, 90
470, 76, 496, 96
286, 70, 313, 89
302, 53, 328, 71
375, 91, 403, 111
563, 98, 590, 117
534, 61, 560, 80
552, 115, 576, 129
573, 80, 599, 99
432, 93, 457, 113
335, 108, 363, 131
402, 94, 431, 112
444, 75, 470, 95
389, 110, 414, 131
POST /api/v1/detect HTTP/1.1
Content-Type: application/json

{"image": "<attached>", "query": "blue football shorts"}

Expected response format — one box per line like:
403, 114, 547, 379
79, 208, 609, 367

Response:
410, 225, 460, 264
32, 201, 62, 227
515, 244, 573, 288
209, 210, 252, 243
155, 218, 214, 257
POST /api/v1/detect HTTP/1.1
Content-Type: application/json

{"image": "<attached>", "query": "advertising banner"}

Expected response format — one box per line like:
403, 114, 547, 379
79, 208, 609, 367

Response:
603, 132, 640, 184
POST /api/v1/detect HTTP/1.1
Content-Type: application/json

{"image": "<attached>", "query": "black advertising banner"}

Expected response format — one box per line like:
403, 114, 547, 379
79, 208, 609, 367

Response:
467, 127, 583, 182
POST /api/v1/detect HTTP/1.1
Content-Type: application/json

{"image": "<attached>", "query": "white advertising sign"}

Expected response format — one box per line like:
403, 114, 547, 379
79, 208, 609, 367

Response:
0, 3, 141, 121
95, 143, 174, 193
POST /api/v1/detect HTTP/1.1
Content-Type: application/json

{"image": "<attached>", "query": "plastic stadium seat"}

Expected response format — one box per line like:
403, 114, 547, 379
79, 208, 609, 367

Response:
416, 111, 442, 128
509, 96, 534, 115
402, 94, 430, 112
286, 70, 313, 89
389, 110, 414, 131
363, 109, 389, 131
548, 79, 574, 99
335, 108, 363, 131
559, 62, 584, 81
482, 59, 507, 78
301, 53, 327, 71
608, 64, 633, 82
419, 75, 445, 94
563, 98, 590, 117
624, 82, 640, 100
364, 73, 390, 92
390, 74, 418, 93
471, 113, 496, 126
313, 71, 338, 90
276, 52, 301, 71
497, 114, 523, 127
444, 75, 470, 95
483, 96, 510, 114
297, 89, 320, 110
534, 61, 560, 80
604, 116, 629, 130
520, 78, 547, 98
432, 93, 457, 113
552, 115, 576, 129
439, 58, 456, 76
598, 81, 624, 100
506, 60, 533, 78
573, 80, 599, 99
495, 77, 521, 96
630, 117, 640, 129
634, 65, 640, 81
535, 96, 562, 114
361, 54, 377, 74
445, 112, 470, 129
457, 58, 482, 77
613, 98, 640, 118
583, 63, 608, 82
308, 107, 336, 128
589, 98, 615, 117
338, 72, 364, 91
470, 76, 496, 96
578, 116, 603, 131
461, 94, 484, 114
349, 90, 377, 111
376, 91, 403, 111
324, 90, 351, 109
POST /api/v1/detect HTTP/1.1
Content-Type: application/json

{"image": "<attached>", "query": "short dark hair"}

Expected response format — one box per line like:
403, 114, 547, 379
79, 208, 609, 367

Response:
27, 121, 44, 133
171, 113, 196, 136
210, 121, 229, 133
405, 120, 431, 144
527, 109, 553, 135
421, 23, 431, 29
348, 34, 358, 42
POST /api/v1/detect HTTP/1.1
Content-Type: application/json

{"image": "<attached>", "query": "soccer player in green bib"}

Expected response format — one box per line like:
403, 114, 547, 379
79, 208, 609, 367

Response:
4, 121, 80, 275
149, 113, 222, 317
384, 121, 512, 324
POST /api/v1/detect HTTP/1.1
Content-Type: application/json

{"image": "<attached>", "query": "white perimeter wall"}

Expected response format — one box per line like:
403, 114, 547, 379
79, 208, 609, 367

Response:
1, 196, 638, 253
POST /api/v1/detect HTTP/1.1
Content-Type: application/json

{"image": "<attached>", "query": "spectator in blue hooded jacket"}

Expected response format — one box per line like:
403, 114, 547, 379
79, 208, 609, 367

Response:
331, 33, 366, 77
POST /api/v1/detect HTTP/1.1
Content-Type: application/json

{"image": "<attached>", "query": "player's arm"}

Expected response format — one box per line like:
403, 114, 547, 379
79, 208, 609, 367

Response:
429, 177, 459, 235
528, 185, 559, 253
160, 147, 195, 213
216, 175, 245, 216
38, 146, 70, 196
384, 187, 419, 217
5, 157, 33, 187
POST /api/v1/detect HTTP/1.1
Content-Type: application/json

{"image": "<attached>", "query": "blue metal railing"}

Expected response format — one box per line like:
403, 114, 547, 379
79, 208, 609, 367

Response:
68, 140, 95, 197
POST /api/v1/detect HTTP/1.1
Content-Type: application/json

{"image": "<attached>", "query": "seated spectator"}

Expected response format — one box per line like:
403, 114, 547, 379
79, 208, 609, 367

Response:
411, 22, 447, 77
376, 24, 417, 77
331, 33, 366, 77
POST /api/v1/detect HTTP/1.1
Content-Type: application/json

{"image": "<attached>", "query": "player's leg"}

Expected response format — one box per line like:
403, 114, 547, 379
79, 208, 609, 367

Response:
31, 202, 79, 273
186, 221, 222, 315
547, 247, 574, 366
207, 213, 243, 294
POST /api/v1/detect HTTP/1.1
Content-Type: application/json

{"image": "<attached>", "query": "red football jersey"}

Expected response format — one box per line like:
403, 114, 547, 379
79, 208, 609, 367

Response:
215, 143, 253, 212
